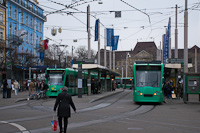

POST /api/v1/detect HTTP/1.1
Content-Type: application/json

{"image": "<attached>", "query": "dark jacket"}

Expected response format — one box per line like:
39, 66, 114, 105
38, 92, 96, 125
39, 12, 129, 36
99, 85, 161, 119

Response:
54, 90, 76, 117
3, 80, 8, 91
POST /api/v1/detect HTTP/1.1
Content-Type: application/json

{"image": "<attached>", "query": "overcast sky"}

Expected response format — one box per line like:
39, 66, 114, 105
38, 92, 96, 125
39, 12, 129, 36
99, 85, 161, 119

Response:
38, 0, 200, 54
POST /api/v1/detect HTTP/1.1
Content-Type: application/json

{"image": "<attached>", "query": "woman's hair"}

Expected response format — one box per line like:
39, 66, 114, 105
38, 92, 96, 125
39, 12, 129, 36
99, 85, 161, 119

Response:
62, 86, 68, 91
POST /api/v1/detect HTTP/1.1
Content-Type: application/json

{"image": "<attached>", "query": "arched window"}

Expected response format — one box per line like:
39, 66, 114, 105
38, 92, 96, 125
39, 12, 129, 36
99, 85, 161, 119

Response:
36, 35, 38, 47
0, 12, 3, 24
9, 24, 12, 36
30, 33, 33, 44
25, 0, 28, 8
40, 23, 42, 32
14, 26, 17, 35
9, 5, 12, 17
26, 15, 28, 26
19, 0, 22, 5
36, 19, 38, 30
15, 8, 17, 20
30, 17, 33, 27
21, 12, 24, 24
26, 31, 28, 43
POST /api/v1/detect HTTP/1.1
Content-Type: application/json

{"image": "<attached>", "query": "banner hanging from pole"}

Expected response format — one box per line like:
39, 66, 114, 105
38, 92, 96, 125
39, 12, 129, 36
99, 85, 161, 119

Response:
112, 36, 119, 51
106, 28, 114, 47
94, 19, 99, 41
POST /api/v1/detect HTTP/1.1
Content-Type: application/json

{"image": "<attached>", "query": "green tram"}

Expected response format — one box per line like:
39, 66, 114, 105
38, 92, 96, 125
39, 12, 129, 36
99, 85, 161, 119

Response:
46, 68, 98, 96
133, 61, 164, 102
115, 77, 134, 89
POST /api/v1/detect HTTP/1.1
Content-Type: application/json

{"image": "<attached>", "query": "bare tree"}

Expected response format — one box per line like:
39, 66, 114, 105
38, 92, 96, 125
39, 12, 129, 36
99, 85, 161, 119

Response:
75, 45, 96, 59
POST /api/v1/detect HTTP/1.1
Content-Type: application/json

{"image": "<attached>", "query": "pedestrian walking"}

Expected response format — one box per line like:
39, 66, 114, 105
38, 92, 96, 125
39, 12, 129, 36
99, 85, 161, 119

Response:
13, 80, 19, 95
2, 79, 8, 98
54, 86, 76, 133
29, 80, 35, 96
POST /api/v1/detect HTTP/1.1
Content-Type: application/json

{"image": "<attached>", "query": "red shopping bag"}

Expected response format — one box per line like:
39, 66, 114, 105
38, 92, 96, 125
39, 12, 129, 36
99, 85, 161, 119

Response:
51, 116, 57, 131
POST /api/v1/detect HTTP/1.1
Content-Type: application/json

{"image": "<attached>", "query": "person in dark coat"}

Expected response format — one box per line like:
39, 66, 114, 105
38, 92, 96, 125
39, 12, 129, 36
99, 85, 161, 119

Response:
42, 81, 48, 98
54, 86, 76, 133
2, 80, 8, 98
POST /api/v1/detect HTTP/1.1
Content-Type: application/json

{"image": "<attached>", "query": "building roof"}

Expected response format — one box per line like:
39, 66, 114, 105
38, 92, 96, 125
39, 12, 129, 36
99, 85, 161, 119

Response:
133, 41, 157, 59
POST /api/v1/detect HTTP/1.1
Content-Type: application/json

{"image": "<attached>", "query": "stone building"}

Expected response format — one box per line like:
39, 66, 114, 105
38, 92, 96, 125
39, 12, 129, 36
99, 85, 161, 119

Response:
99, 41, 200, 77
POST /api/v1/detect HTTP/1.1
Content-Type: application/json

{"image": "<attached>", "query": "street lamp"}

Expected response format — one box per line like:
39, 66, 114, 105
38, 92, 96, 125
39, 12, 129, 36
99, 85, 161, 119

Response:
126, 52, 131, 78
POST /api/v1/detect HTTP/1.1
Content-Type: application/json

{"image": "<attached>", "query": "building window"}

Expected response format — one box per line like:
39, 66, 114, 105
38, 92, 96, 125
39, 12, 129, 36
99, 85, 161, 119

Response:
19, 0, 22, 5
0, 28, 4, 40
0, 12, 3, 24
26, 15, 28, 25
36, 19, 38, 30
30, 17, 33, 27
36, 35, 38, 48
30, 4, 33, 11
30, 33, 33, 44
40, 23, 42, 32
9, 5, 12, 18
25, 0, 28, 8
26, 31, 28, 43
35, 7, 38, 14
15, 9, 17, 20
21, 12, 24, 24
14, 26, 17, 35
9, 24, 12, 36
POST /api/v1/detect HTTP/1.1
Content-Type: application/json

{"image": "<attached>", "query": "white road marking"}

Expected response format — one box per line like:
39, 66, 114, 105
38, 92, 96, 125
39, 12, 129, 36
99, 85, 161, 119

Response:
0, 121, 30, 133
0, 103, 27, 110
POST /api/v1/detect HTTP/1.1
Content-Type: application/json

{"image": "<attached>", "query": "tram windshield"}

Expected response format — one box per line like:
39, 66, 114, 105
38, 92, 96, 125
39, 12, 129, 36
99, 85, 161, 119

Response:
136, 71, 161, 87
48, 74, 63, 85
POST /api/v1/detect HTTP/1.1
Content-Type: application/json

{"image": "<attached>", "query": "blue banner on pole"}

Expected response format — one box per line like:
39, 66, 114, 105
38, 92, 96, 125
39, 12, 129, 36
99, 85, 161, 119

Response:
94, 19, 99, 41
112, 36, 119, 51
163, 20, 170, 65
106, 28, 114, 46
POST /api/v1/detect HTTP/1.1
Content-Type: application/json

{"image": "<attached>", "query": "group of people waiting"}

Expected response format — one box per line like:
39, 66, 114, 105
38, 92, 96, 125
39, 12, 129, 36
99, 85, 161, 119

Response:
28, 79, 48, 98
163, 79, 183, 99
1, 79, 49, 99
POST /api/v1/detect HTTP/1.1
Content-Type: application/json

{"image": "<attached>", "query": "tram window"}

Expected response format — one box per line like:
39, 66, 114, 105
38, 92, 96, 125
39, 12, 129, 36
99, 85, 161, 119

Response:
136, 66, 161, 71
65, 75, 69, 87
136, 71, 161, 87
48, 74, 63, 85
69, 75, 75, 87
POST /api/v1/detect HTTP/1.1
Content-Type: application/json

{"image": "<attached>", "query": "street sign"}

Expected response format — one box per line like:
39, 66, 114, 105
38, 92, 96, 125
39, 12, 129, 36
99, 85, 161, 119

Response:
74, 59, 95, 64
167, 58, 184, 63
115, 11, 121, 18
167, 58, 192, 64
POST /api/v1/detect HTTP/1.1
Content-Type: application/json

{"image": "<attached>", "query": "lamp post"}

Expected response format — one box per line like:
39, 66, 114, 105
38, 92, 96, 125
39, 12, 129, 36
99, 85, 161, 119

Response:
126, 52, 130, 78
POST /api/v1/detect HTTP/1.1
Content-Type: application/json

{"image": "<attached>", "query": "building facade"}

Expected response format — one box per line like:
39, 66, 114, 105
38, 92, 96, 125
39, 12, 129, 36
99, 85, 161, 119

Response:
6, 0, 46, 79
0, 0, 6, 84
7, 0, 45, 54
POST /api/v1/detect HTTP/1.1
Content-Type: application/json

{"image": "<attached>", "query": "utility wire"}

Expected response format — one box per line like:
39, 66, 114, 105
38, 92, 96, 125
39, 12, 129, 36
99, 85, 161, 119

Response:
120, 0, 151, 26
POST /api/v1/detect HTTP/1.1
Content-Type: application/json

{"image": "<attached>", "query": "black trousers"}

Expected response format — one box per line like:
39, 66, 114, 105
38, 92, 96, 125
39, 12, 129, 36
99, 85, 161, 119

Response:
58, 117, 68, 133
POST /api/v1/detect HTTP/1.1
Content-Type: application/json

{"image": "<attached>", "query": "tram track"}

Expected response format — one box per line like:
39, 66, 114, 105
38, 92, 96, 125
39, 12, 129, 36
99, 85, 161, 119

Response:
30, 104, 156, 132
0, 90, 156, 133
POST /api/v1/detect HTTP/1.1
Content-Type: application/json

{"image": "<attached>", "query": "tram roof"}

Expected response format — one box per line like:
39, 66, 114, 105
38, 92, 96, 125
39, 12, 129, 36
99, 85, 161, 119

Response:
72, 64, 120, 76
